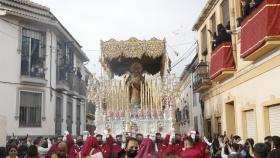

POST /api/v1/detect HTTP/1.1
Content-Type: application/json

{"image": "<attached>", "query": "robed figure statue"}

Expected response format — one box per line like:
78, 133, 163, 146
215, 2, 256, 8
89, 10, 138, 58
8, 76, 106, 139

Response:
126, 62, 144, 107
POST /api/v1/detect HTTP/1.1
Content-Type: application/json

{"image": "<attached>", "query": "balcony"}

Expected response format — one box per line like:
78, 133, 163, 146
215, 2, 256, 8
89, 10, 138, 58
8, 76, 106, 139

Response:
72, 76, 80, 95
57, 70, 87, 97
241, 0, 280, 61
210, 42, 235, 82
20, 63, 47, 85
193, 61, 212, 93
56, 70, 74, 92
79, 80, 87, 97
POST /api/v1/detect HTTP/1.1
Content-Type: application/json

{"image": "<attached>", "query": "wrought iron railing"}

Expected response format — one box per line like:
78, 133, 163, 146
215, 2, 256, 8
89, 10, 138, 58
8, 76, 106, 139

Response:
57, 68, 87, 96
21, 61, 45, 78
193, 62, 210, 90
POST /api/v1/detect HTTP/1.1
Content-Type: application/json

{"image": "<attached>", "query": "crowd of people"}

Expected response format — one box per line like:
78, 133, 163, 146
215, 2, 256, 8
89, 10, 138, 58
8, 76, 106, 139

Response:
1, 129, 280, 158
207, 0, 265, 51
241, 0, 263, 20
208, 23, 232, 50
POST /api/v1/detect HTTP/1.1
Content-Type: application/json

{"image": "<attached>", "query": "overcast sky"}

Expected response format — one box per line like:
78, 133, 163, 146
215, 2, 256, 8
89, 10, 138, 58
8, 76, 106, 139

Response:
32, 0, 207, 76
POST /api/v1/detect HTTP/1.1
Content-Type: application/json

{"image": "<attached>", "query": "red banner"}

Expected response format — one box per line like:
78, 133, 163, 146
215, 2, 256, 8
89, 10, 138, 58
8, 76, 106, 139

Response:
210, 42, 235, 80
241, 0, 280, 58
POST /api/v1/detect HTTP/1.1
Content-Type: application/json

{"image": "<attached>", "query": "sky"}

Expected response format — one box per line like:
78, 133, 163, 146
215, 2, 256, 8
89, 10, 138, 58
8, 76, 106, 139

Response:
32, 0, 207, 77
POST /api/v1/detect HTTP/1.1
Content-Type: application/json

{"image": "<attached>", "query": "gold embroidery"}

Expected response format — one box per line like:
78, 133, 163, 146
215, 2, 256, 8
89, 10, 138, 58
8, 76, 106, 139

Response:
241, 35, 279, 56
101, 37, 165, 60
212, 44, 231, 55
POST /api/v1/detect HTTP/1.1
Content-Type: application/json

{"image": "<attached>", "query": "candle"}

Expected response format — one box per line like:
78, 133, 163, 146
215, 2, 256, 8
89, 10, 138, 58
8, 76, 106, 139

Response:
145, 82, 148, 112
141, 82, 143, 110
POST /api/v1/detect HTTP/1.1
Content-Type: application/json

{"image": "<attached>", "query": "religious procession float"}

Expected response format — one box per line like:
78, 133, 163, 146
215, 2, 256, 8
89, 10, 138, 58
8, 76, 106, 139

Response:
91, 37, 179, 136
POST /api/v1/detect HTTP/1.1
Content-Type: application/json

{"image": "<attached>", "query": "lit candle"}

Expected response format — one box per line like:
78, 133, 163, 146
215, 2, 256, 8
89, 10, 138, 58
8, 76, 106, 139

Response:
155, 81, 158, 111
140, 82, 143, 110
145, 82, 148, 111
121, 81, 124, 112
126, 86, 129, 110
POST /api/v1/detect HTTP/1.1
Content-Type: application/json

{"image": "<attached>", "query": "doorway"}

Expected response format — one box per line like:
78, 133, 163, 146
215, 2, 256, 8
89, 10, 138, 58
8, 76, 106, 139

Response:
225, 101, 236, 136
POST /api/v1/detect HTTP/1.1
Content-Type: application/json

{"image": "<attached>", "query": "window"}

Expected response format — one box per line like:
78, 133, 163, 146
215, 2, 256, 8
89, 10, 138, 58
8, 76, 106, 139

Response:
194, 116, 198, 131
21, 28, 46, 78
66, 101, 73, 133
55, 97, 63, 135
217, 117, 222, 135
193, 93, 197, 107
19, 91, 42, 127
201, 26, 208, 56
207, 119, 212, 136
76, 103, 81, 135
65, 43, 74, 66
57, 41, 74, 82
56, 42, 64, 66
211, 13, 217, 33
221, 0, 230, 26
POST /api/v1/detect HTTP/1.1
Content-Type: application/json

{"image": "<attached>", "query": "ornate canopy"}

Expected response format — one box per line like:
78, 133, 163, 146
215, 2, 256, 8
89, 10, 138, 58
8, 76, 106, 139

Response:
101, 37, 167, 76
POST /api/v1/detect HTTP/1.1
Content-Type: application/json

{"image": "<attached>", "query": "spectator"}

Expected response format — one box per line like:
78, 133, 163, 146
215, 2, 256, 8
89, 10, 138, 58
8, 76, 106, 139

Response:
0, 147, 6, 158
180, 137, 202, 158
124, 137, 139, 158
271, 136, 280, 150
223, 143, 242, 158
241, 0, 251, 17
268, 148, 280, 158
27, 145, 39, 158
50, 152, 67, 158
17, 144, 28, 158
7, 145, 18, 158
34, 137, 51, 158
136, 134, 144, 145
240, 138, 254, 158
136, 138, 158, 158
264, 136, 272, 152
253, 143, 269, 158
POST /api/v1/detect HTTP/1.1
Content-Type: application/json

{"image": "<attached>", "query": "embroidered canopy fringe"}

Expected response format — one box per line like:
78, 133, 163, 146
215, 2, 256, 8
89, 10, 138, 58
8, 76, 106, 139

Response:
101, 37, 165, 60
100, 37, 167, 76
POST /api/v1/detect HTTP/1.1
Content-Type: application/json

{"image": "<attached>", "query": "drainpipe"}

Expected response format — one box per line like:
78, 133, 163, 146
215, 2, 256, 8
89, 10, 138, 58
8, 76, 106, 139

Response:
230, 0, 238, 67
50, 31, 53, 100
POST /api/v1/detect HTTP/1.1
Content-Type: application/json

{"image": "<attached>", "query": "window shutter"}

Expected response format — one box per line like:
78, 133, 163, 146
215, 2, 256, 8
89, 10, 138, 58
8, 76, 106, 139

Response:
201, 27, 208, 54
269, 105, 280, 136
221, 0, 230, 26
246, 111, 256, 139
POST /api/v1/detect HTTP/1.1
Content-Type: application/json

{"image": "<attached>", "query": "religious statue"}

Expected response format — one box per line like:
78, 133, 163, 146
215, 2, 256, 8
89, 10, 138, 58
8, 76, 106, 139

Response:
175, 108, 182, 122
126, 62, 144, 107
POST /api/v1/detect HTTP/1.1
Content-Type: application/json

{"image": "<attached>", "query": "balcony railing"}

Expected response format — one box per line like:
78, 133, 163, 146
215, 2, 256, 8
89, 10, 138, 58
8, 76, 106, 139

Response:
57, 69, 74, 91
193, 62, 212, 93
72, 76, 80, 94
57, 69, 87, 97
79, 80, 87, 96
210, 42, 235, 81
21, 66, 45, 78
20, 60, 46, 84
241, 0, 280, 61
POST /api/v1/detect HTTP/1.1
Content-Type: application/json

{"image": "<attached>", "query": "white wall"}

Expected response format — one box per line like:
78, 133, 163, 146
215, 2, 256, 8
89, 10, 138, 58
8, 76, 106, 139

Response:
204, 49, 280, 141
176, 72, 204, 135
0, 115, 7, 146
0, 18, 85, 136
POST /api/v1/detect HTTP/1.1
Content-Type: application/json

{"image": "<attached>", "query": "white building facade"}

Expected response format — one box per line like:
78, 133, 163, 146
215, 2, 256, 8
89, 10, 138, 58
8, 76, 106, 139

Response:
175, 55, 204, 135
0, 0, 90, 137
